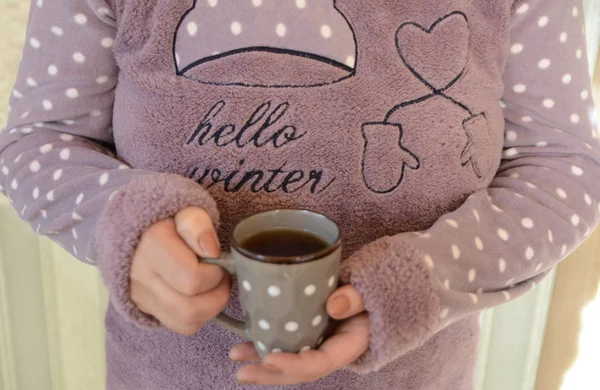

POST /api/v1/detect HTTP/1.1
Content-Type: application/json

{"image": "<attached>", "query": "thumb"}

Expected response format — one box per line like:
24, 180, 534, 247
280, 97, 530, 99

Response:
326, 285, 365, 320
174, 207, 220, 258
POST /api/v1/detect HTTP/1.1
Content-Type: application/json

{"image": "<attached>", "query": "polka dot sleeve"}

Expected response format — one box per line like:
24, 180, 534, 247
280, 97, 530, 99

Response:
0, 0, 219, 324
0, 0, 129, 263
340, 0, 599, 373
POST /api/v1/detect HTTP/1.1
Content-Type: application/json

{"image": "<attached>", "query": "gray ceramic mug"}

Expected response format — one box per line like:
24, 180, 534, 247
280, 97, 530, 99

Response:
202, 209, 341, 358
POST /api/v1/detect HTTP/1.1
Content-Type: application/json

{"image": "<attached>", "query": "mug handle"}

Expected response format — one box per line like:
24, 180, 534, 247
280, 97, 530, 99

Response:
200, 252, 248, 339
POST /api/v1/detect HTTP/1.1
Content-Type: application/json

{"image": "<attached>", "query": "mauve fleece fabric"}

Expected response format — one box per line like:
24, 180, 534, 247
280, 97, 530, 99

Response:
1, 0, 599, 388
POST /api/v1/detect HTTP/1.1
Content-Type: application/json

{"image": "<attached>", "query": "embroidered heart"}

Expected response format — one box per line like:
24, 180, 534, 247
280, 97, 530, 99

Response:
396, 11, 470, 91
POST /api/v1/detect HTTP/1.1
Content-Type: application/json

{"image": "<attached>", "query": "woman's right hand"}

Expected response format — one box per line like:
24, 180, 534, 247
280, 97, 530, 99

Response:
130, 207, 231, 335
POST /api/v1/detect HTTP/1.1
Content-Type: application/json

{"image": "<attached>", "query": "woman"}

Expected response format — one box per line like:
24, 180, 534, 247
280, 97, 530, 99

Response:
1, 0, 598, 388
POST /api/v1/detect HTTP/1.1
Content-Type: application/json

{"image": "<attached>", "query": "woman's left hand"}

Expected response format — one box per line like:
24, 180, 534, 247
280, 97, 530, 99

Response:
230, 285, 370, 385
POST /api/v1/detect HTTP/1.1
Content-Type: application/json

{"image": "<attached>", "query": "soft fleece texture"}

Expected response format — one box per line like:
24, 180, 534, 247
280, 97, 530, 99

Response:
95, 173, 219, 326
1, 0, 599, 388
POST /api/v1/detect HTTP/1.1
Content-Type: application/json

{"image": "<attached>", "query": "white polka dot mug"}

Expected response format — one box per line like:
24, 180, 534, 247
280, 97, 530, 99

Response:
202, 209, 341, 358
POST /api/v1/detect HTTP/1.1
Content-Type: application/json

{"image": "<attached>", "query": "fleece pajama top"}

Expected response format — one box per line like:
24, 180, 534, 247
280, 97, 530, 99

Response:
1, 0, 599, 389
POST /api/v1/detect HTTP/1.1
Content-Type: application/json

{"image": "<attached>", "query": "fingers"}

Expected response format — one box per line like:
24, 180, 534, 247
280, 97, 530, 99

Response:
317, 313, 370, 361
139, 218, 225, 296
148, 272, 232, 335
236, 314, 370, 385
130, 280, 155, 316
326, 285, 365, 320
175, 207, 220, 258
131, 209, 233, 335
265, 314, 369, 372
230, 342, 261, 362
236, 364, 286, 385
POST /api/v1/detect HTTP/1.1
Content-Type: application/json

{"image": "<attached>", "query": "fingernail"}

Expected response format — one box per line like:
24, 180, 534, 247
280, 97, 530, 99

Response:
229, 349, 241, 361
199, 231, 220, 258
328, 295, 350, 318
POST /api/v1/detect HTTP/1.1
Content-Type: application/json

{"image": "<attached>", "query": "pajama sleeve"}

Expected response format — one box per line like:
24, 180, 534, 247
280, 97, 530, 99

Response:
340, 0, 600, 373
0, 0, 218, 326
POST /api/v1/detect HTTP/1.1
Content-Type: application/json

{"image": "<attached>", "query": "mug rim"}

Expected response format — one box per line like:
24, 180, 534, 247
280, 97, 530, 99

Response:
230, 209, 341, 264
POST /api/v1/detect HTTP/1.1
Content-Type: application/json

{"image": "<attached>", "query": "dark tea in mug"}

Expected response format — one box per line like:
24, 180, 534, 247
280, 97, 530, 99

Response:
240, 228, 329, 261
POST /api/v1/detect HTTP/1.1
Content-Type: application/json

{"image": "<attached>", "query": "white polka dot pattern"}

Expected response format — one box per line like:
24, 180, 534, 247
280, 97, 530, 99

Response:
48, 65, 58, 76
276, 23, 286, 38
571, 166, 583, 176
445, 219, 458, 228
497, 229, 509, 241
542, 99, 554, 108
312, 315, 322, 327
101, 38, 114, 48
30, 38, 41, 49
66, 88, 79, 99
187, 22, 197, 36
510, 43, 523, 54
475, 237, 483, 251
0, 0, 597, 357
521, 218, 534, 229
538, 58, 551, 69
407, 0, 599, 318
60, 149, 71, 161
468, 269, 476, 283
320, 25, 332, 39
267, 285, 281, 297
571, 214, 580, 227
284, 322, 299, 332
439, 308, 449, 319
513, 84, 526, 93
73, 52, 86, 63
258, 319, 270, 330
498, 259, 506, 273
173, 1, 357, 73
451, 245, 460, 260
516, 4, 529, 14
424, 254, 434, 269
328, 276, 336, 288
525, 247, 535, 261
304, 284, 316, 296
230, 21, 242, 36
29, 160, 41, 173
74, 13, 87, 25
99, 172, 109, 185
51, 26, 63, 36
